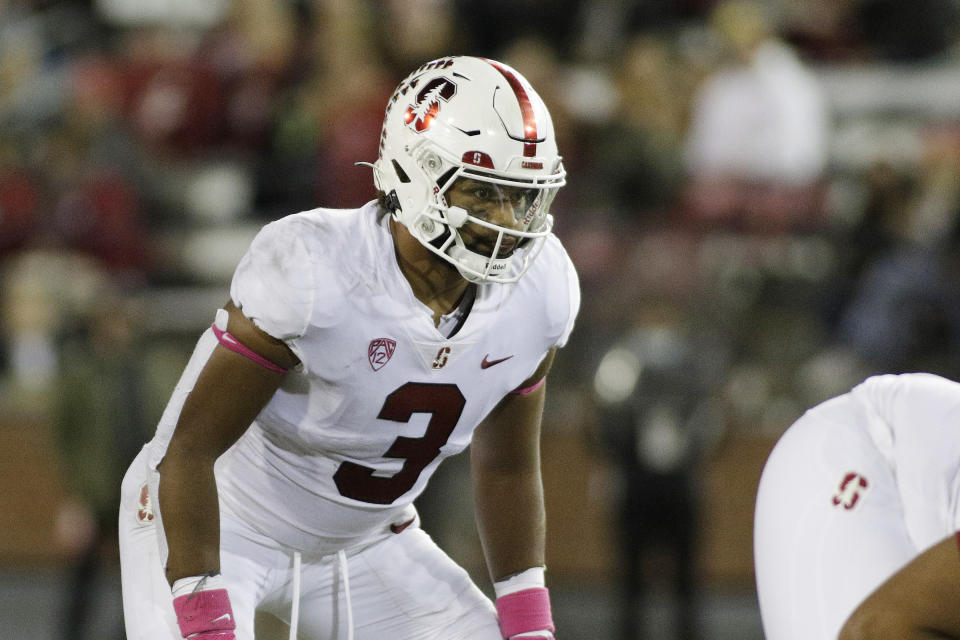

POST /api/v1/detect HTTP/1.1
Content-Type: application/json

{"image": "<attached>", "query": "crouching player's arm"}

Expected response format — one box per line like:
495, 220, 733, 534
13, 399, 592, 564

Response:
158, 302, 298, 638
472, 350, 558, 639
839, 533, 960, 640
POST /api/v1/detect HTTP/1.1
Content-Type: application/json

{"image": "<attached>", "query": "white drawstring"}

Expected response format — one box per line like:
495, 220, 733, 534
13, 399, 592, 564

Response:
337, 549, 355, 640
288, 549, 354, 640
289, 551, 302, 640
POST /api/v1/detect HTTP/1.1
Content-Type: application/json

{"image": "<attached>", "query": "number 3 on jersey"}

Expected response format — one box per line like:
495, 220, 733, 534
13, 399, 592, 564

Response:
333, 382, 465, 504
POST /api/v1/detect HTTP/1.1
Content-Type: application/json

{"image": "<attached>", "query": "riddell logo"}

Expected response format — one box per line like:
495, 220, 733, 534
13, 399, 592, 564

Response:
832, 471, 869, 510
521, 161, 543, 169
521, 192, 542, 227
404, 78, 457, 132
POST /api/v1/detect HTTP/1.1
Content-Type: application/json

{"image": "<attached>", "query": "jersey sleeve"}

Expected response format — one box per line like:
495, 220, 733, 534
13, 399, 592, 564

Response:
545, 238, 581, 349
860, 373, 960, 545
556, 245, 580, 348
230, 216, 316, 341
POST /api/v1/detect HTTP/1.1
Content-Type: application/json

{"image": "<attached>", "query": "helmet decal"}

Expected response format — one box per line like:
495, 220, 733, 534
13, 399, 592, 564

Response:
378, 58, 456, 153
483, 59, 540, 157
404, 77, 457, 133
462, 150, 495, 169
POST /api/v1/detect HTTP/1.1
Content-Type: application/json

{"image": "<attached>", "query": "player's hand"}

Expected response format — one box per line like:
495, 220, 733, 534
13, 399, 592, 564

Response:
171, 574, 236, 639
496, 587, 556, 640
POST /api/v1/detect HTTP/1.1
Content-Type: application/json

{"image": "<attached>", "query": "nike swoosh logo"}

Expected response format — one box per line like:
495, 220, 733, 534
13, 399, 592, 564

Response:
481, 354, 514, 369
211, 613, 232, 624
390, 517, 416, 534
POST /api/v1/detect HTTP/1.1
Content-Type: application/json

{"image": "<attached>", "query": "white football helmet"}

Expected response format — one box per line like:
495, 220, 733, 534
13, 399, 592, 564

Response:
371, 56, 566, 283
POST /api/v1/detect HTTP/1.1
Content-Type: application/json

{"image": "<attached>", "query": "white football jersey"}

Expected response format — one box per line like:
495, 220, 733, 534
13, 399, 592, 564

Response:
846, 372, 960, 549
148, 201, 579, 553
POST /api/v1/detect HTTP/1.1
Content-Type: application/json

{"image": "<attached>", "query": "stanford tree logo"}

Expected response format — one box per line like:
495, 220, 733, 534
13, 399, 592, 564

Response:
404, 78, 457, 133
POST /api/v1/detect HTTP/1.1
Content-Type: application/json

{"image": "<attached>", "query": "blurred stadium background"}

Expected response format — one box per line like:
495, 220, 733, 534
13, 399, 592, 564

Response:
2, 0, 960, 638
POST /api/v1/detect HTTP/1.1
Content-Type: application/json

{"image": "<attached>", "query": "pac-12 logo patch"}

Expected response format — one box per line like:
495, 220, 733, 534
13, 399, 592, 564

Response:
368, 338, 397, 371
832, 471, 869, 510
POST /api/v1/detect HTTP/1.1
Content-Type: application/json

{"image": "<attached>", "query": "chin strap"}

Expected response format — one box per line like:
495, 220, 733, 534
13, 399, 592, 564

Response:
448, 244, 512, 282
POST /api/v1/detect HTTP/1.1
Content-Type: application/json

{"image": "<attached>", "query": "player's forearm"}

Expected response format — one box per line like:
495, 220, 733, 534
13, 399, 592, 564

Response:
152, 319, 286, 586
473, 465, 547, 581
157, 454, 222, 585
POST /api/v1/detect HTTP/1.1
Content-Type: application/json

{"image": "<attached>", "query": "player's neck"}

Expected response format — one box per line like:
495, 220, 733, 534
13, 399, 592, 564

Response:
389, 218, 471, 324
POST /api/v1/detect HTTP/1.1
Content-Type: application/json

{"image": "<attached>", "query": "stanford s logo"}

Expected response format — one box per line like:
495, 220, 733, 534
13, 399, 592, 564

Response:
432, 346, 451, 369
404, 78, 457, 133
368, 338, 397, 371
832, 471, 869, 510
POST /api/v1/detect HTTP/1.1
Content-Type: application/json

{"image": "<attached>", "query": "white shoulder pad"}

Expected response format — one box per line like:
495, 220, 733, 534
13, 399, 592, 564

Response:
230, 216, 315, 340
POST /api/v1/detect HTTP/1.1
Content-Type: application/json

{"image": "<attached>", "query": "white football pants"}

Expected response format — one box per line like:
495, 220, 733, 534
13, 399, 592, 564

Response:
119, 447, 502, 640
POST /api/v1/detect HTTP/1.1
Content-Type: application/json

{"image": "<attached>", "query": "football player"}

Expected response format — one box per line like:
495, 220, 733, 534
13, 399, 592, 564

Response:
754, 373, 960, 640
118, 56, 578, 640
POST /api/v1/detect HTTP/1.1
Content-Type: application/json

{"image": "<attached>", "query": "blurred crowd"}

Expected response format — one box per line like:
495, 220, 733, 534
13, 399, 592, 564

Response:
4, 0, 960, 638
2, 0, 959, 410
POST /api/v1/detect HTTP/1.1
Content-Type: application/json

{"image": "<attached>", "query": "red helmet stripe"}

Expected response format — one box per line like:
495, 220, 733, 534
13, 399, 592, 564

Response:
484, 59, 538, 157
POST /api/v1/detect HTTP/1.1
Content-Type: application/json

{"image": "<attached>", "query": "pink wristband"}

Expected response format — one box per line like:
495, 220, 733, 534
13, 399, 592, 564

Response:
496, 587, 555, 638
211, 323, 287, 373
172, 588, 236, 638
